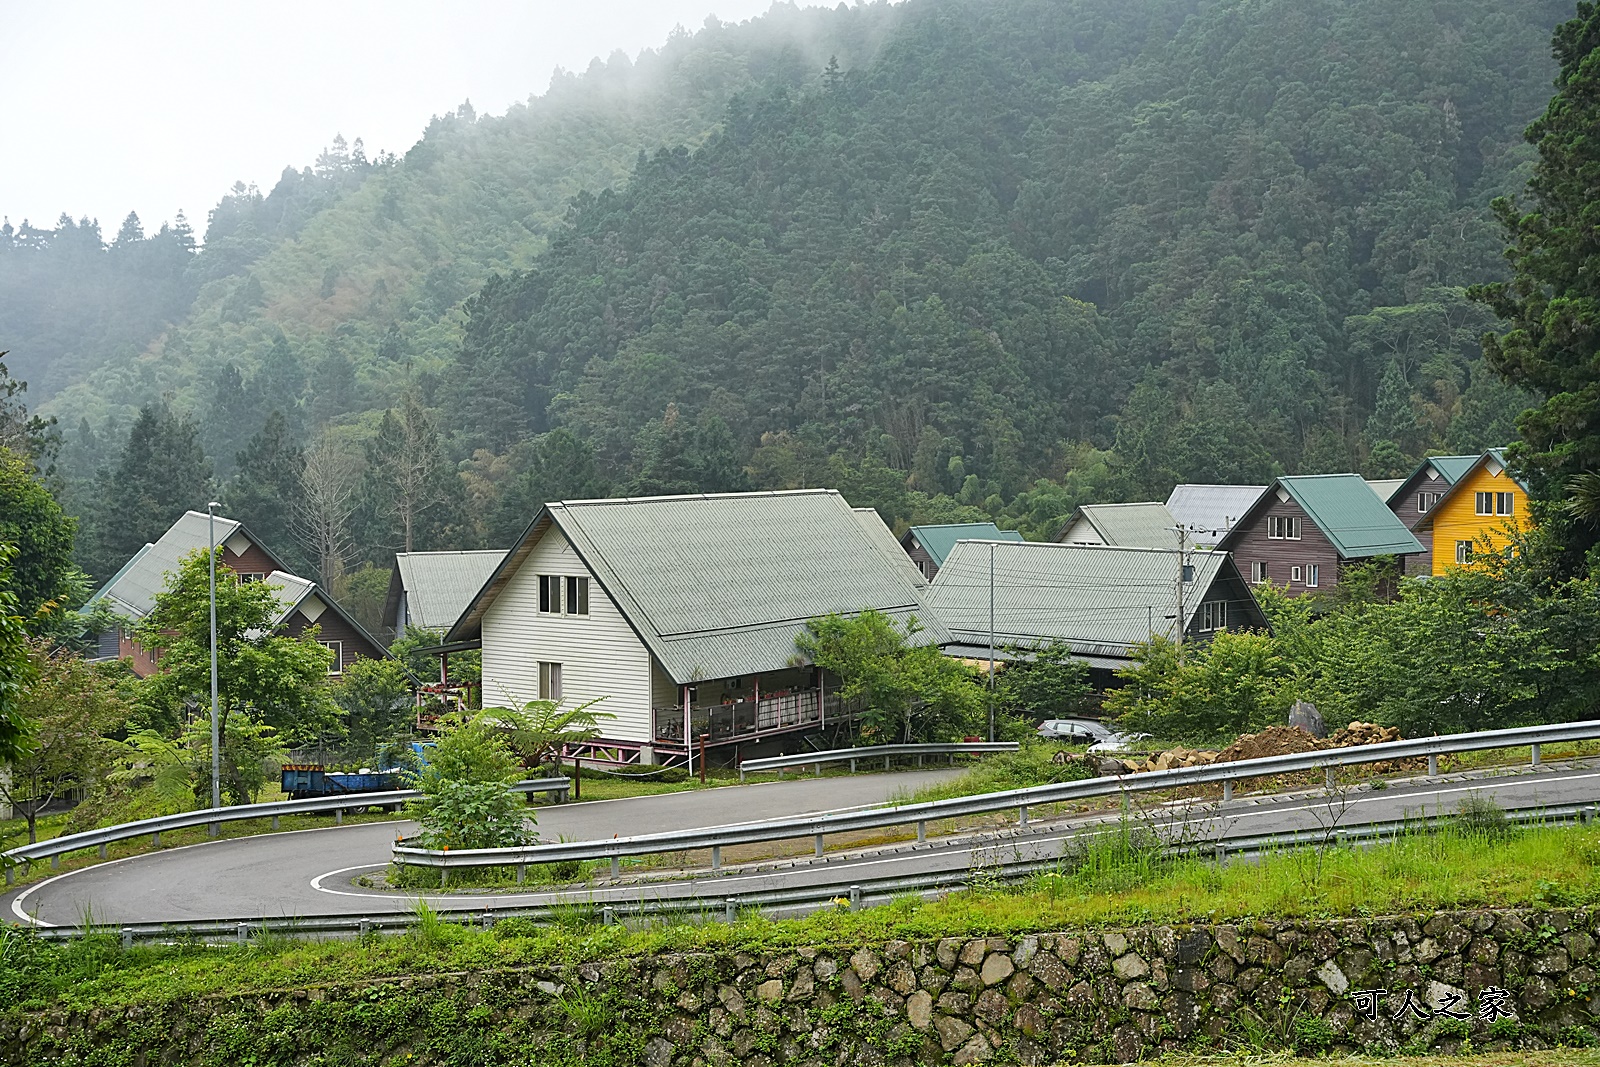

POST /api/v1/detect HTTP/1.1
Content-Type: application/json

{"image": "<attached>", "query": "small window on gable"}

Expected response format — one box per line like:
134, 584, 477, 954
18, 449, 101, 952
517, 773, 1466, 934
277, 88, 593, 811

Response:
539, 575, 562, 614
1198, 601, 1227, 632
1267, 515, 1302, 540
1416, 492, 1442, 515
565, 575, 589, 615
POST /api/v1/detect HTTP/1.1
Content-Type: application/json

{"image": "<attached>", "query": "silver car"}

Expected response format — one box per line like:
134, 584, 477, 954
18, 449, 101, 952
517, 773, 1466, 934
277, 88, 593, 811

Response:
1035, 718, 1113, 744
1087, 731, 1152, 754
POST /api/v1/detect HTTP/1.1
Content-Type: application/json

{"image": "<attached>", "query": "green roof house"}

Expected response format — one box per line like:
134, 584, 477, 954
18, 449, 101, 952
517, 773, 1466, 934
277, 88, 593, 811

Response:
1383, 455, 1485, 574
1216, 474, 1423, 595
900, 523, 1025, 580
1056, 502, 1176, 549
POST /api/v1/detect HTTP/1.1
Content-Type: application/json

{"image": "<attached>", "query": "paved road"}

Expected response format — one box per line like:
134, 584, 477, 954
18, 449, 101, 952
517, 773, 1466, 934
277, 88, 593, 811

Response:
6, 768, 963, 926
10, 765, 1599, 928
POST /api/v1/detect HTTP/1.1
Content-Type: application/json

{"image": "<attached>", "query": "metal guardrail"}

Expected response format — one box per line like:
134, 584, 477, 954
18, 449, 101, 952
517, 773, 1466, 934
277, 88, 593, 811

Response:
31, 802, 1599, 943
2, 778, 571, 884
394, 718, 1600, 880
738, 741, 1020, 780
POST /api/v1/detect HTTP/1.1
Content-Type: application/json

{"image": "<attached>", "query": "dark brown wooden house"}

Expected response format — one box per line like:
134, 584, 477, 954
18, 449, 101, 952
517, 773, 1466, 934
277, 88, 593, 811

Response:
1216, 475, 1423, 596
85, 510, 388, 676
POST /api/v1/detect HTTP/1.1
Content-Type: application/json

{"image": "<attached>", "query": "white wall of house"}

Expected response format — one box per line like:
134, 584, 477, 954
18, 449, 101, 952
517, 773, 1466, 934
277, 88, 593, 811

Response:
1061, 516, 1105, 544
480, 526, 656, 743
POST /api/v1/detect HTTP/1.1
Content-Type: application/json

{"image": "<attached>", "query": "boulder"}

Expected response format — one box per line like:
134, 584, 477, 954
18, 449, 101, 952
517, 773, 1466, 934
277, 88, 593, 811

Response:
1288, 700, 1327, 738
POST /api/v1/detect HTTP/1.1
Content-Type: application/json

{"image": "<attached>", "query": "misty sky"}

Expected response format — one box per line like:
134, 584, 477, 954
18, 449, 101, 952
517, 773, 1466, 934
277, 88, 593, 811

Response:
0, 1, 829, 235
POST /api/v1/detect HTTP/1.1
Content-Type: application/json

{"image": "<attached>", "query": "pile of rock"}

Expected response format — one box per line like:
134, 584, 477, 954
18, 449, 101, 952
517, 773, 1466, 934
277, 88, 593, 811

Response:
1075, 720, 1408, 778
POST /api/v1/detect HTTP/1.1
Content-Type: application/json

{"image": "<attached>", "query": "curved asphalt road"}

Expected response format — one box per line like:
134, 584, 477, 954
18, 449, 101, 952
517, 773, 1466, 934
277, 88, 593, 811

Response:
10, 765, 1599, 927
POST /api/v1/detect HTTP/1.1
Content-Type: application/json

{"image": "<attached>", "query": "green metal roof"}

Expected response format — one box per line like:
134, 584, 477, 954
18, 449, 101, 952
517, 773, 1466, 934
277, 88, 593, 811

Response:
903, 523, 1024, 567
392, 550, 508, 631
1277, 474, 1424, 557
1429, 455, 1481, 485
1413, 449, 1530, 530
926, 540, 1265, 659
451, 490, 946, 684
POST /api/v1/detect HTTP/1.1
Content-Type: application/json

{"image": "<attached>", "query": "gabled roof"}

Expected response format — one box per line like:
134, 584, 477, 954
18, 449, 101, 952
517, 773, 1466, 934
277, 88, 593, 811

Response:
901, 523, 1024, 567
1219, 474, 1424, 558
449, 490, 947, 684
854, 508, 926, 587
1164, 485, 1268, 543
260, 569, 389, 657
386, 550, 508, 632
1386, 454, 1482, 507
87, 510, 290, 619
925, 540, 1265, 662
1414, 449, 1529, 531
85, 510, 388, 658
1364, 478, 1406, 503
1060, 502, 1175, 548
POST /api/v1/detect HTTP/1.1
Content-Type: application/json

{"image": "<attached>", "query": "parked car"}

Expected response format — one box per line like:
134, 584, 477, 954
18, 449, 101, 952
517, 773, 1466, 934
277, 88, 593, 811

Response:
1035, 718, 1113, 744
1086, 731, 1152, 754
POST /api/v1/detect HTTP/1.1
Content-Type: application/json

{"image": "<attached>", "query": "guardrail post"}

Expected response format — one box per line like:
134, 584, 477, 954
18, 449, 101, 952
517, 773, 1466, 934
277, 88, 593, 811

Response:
152, 832, 160, 847
611, 856, 621, 879
739, 765, 746, 783
1324, 767, 1335, 790
814, 762, 822, 777
724, 898, 737, 923
1019, 805, 1029, 826
1223, 780, 1233, 802
918, 755, 924, 767
359, 919, 372, 937
917, 820, 926, 843
209, 822, 218, 838
335, 808, 343, 826
440, 867, 448, 889
850, 758, 857, 773
1428, 754, 1439, 776
120, 928, 132, 949
884, 755, 890, 770
849, 884, 862, 908
1590, 805, 1599, 825
236, 923, 249, 944
814, 834, 824, 858
99, 844, 107, 859
272, 816, 279, 830
602, 906, 616, 926
51, 855, 59, 869
516, 864, 527, 885
1532, 743, 1542, 768
711, 845, 722, 871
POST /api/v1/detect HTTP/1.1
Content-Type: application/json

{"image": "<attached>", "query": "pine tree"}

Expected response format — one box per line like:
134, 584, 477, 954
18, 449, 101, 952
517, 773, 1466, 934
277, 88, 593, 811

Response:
1364, 360, 1419, 475
362, 395, 462, 554
1475, 4, 1600, 505
224, 411, 307, 571
100, 402, 213, 566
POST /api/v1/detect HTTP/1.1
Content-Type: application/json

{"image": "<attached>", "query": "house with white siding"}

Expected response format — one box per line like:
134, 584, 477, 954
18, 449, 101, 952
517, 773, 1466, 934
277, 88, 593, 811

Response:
444, 490, 947, 765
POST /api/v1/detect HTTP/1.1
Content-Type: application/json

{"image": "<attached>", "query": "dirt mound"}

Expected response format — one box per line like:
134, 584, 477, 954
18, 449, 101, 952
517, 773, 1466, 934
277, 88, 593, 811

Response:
1214, 724, 1326, 764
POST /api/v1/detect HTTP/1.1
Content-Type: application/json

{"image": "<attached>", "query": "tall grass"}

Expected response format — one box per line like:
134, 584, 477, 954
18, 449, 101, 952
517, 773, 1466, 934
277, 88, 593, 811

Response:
894, 743, 1095, 804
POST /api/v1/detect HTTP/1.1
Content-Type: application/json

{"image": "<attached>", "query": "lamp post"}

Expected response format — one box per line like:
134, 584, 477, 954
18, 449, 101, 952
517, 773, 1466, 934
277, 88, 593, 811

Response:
207, 502, 221, 816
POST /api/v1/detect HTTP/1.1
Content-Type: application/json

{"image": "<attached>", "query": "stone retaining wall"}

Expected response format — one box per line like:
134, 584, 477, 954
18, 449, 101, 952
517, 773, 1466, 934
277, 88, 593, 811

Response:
6, 907, 1600, 1065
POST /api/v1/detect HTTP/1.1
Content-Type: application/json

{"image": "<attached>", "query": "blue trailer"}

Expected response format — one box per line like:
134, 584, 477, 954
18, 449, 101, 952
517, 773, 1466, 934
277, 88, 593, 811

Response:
280, 764, 402, 802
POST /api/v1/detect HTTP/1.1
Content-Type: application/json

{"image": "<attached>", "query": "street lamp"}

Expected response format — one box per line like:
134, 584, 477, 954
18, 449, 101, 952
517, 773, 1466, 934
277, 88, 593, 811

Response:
207, 502, 221, 816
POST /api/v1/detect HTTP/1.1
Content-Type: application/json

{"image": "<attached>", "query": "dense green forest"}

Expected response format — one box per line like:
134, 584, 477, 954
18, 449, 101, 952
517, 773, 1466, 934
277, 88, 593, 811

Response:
0, 0, 1577, 620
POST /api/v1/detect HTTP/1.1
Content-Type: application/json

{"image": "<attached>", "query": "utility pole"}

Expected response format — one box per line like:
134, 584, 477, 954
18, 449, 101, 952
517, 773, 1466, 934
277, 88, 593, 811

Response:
987, 542, 996, 743
1173, 524, 1188, 661
207, 501, 222, 818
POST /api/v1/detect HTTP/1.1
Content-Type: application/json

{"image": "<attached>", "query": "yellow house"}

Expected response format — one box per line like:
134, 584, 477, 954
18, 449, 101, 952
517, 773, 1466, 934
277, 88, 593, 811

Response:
1413, 449, 1529, 574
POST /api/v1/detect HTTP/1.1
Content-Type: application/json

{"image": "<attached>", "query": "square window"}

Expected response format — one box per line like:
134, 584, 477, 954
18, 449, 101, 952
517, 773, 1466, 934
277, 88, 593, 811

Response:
1475, 492, 1493, 516
1456, 540, 1474, 565
1251, 561, 1269, 583
538, 661, 563, 702
1198, 601, 1227, 631
1496, 492, 1514, 516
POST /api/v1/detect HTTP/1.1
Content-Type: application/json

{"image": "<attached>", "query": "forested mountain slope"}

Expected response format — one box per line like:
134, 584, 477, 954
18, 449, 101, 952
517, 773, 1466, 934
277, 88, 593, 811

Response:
448, 0, 1566, 527
9, 4, 900, 455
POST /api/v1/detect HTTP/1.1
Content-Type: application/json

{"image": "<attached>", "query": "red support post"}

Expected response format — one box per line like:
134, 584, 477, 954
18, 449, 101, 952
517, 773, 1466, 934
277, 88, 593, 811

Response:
699, 733, 709, 784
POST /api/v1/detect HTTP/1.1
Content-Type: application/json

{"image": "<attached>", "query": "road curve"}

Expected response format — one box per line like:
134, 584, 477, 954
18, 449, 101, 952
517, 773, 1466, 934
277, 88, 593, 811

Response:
10, 765, 1599, 928
6, 768, 963, 927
